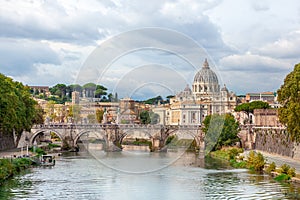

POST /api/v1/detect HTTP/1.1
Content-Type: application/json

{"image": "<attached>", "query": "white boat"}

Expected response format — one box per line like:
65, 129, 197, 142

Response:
40, 155, 55, 166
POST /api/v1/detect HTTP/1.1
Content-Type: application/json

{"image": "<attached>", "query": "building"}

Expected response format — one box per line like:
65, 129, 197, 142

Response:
119, 98, 139, 124
245, 92, 276, 103
72, 91, 80, 104
253, 109, 282, 127
29, 86, 50, 96
165, 59, 237, 125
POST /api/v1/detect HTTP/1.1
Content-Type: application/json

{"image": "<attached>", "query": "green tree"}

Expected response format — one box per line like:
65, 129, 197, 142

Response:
96, 109, 104, 123
95, 85, 107, 99
68, 105, 81, 123
277, 63, 300, 142
0, 74, 38, 144
139, 110, 160, 124
49, 84, 67, 98
234, 101, 270, 123
144, 96, 163, 105
45, 100, 56, 122
140, 110, 150, 124
202, 113, 240, 151
32, 104, 45, 124
83, 83, 96, 97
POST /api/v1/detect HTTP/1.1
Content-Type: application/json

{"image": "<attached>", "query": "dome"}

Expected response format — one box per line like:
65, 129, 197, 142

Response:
193, 59, 218, 84
221, 84, 228, 92
183, 84, 192, 93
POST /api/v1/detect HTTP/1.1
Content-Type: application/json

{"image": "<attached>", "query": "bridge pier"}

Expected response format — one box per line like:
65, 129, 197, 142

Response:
103, 125, 126, 152
28, 124, 203, 153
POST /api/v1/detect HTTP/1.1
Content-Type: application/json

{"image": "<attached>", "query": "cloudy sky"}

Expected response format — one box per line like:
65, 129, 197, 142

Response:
1, 0, 300, 99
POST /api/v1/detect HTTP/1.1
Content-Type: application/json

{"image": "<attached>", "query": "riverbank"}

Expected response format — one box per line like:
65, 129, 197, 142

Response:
0, 157, 33, 185
210, 148, 300, 184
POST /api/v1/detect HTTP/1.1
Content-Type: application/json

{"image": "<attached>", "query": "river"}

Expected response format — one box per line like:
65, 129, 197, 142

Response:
1, 145, 300, 199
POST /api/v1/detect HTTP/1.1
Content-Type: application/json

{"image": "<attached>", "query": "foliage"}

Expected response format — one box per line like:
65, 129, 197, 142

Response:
87, 114, 97, 123
202, 113, 240, 151
129, 138, 152, 146
50, 132, 61, 141
277, 164, 296, 177
246, 151, 265, 171
96, 109, 104, 123
210, 148, 243, 160
68, 105, 81, 123
48, 143, 61, 148
0, 74, 38, 137
0, 158, 33, 185
46, 83, 109, 104
265, 162, 276, 173
49, 84, 67, 98
166, 135, 176, 145
139, 110, 160, 124
274, 173, 291, 181
143, 96, 163, 105
234, 101, 271, 114
32, 104, 45, 124
277, 63, 300, 142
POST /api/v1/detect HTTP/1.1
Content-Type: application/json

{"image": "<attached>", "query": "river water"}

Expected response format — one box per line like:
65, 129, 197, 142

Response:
1, 145, 300, 200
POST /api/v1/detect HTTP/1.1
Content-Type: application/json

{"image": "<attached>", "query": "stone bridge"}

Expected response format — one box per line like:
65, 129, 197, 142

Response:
26, 124, 203, 152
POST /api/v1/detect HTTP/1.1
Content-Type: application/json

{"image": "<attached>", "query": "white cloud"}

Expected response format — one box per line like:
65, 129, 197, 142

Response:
258, 30, 300, 59
220, 53, 291, 72
0, 0, 299, 97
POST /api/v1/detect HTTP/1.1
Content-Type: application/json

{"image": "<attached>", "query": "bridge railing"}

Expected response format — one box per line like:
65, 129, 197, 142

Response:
32, 123, 202, 130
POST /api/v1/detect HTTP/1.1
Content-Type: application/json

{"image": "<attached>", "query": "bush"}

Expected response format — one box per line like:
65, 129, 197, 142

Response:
274, 173, 291, 181
246, 151, 265, 172
287, 167, 296, 177
265, 162, 276, 173
277, 164, 296, 177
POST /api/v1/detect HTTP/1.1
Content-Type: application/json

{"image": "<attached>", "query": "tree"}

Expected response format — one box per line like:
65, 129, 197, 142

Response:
45, 100, 57, 122
95, 85, 107, 99
144, 96, 163, 105
83, 83, 96, 97
0, 74, 38, 145
68, 105, 81, 123
49, 84, 67, 98
139, 110, 160, 124
234, 101, 270, 124
32, 104, 45, 124
202, 113, 240, 151
96, 109, 104, 123
277, 63, 300, 142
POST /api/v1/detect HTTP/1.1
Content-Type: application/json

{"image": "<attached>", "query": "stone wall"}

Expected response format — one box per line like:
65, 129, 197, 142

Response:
253, 109, 281, 126
254, 128, 300, 159
0, 131, 16, 151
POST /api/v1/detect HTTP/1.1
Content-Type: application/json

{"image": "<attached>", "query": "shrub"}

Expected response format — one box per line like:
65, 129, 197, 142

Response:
265, 162, 276, 174
278, 164, 290, 174
274, 174, 291, 181
246, 151, 265, 172
287, 167, 296, 177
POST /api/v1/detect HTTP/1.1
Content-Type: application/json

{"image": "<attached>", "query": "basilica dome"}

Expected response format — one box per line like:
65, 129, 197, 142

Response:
193, 59, 219, 84
192, 59, 220, 97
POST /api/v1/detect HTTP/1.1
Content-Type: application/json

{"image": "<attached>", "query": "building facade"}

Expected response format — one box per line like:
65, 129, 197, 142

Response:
165, 59, 237, 125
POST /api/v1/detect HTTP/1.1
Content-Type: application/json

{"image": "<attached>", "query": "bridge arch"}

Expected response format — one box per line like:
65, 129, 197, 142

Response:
30, 129, 63, 145
73, 129, 107, 146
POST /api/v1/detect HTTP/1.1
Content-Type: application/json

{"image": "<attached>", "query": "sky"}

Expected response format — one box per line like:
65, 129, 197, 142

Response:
1, 0, 300, 99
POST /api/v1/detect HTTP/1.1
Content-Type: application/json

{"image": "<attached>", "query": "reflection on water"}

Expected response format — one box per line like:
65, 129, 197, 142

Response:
1, 146, 300, 200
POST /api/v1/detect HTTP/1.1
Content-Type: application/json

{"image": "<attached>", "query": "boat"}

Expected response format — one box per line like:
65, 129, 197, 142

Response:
40, 155, 55, 167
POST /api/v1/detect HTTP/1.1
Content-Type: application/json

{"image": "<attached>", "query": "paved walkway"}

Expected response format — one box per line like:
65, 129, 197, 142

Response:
245, 150, 300, 173
0, 148, 30, 159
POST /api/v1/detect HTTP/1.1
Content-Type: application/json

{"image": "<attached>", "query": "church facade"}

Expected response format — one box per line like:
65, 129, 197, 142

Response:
165, 59, 237, 125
